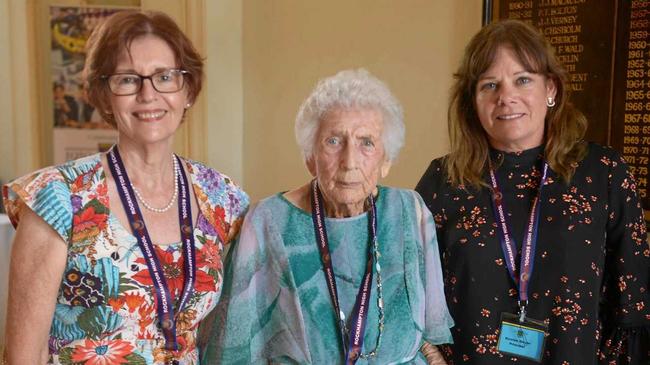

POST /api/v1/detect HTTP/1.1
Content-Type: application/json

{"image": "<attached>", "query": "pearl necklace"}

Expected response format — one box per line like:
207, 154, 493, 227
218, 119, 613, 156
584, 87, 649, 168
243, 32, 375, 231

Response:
131, 155, 179, 214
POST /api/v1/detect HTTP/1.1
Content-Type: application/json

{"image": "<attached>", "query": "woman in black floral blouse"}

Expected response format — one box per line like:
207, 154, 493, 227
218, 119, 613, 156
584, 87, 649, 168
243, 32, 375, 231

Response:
416, 20, 649, 364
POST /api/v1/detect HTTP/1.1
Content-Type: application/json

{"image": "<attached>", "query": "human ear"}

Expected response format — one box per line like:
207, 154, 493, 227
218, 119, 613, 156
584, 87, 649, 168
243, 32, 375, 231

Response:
306, 157, 317, 177
380, 160, 392, 178
545, 77, 557, 100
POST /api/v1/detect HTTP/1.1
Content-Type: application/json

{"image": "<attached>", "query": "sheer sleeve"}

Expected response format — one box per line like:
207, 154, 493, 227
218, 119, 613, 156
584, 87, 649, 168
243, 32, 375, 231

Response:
200, 201, 309, 364
599, 152, 650, 364
2, 167, 72, 244
410, 191, 454, 345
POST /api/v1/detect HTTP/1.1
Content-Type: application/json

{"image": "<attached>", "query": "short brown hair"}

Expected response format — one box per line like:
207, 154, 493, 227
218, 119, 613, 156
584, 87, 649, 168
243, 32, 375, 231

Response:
446, 19, 587, 188
83, 10, 203, 127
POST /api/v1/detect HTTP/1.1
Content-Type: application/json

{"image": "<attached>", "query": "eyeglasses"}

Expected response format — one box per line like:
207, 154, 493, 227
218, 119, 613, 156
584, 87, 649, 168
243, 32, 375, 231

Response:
102, 69, 189, 96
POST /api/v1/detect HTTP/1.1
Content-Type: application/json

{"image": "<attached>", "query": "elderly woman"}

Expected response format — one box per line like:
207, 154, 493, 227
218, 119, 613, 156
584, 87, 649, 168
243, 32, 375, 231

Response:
2, 11, 248, 364
416, 20, 649, 364
202, 69, 453, 364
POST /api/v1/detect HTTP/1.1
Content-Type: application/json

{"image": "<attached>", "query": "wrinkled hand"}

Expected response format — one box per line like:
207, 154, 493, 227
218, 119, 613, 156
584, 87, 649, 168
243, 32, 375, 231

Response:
420, 342, 448, 365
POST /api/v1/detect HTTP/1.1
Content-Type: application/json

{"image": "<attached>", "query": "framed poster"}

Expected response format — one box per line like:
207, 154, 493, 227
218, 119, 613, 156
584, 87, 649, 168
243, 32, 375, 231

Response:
485, 0, 650, 224
50, 5, 136, 163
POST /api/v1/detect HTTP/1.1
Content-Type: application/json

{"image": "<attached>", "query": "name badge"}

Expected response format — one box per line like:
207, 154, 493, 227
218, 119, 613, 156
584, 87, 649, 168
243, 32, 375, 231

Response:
497, 312, 548, 362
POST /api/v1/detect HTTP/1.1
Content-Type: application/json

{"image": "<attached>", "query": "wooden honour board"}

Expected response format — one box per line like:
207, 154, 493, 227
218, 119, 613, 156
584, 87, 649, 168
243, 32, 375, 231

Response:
488, 0, 650, 223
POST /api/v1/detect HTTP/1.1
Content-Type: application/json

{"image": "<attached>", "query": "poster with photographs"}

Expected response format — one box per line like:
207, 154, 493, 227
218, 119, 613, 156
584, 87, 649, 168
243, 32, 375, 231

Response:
50, 6, 134, 163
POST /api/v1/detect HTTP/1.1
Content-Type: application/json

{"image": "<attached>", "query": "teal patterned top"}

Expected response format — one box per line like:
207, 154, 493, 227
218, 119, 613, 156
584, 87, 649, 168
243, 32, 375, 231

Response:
201, 186, 453, 364
3, 153, 249, 364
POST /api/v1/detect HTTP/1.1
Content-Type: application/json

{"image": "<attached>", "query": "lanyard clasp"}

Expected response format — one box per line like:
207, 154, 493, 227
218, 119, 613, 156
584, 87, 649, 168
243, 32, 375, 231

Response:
518, 300, 528, 322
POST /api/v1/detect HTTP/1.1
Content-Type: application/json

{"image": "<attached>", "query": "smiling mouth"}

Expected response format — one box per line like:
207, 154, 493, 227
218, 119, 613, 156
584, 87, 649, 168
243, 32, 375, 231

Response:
134, 110, 166, 121
496, 113, 525, 120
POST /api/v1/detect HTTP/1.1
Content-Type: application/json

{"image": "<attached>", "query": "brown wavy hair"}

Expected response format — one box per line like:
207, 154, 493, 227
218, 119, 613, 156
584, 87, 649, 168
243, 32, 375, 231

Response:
446, 19, 587, 188
83, 11, 203, 127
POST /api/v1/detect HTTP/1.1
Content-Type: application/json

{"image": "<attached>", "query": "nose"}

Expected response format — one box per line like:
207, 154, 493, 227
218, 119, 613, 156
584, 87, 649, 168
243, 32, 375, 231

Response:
496, 83, 516, 106
136, 78, 157, 103
340, 141, 358, 170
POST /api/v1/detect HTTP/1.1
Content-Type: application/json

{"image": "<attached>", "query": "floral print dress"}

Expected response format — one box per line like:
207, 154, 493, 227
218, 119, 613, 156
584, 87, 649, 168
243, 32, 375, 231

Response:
415, 143, 649, 365
3, 153, 249, 364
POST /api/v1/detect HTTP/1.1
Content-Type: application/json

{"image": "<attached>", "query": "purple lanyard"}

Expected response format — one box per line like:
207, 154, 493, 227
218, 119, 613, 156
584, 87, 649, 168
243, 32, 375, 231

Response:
488, 161, 548, 318
107, 146, 196, 351
310, 180, 376, 364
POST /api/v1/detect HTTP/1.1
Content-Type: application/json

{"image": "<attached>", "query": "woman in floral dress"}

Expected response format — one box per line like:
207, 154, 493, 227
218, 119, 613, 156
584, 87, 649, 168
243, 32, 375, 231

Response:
416, 20, 649, 364
2, 11, 248, 364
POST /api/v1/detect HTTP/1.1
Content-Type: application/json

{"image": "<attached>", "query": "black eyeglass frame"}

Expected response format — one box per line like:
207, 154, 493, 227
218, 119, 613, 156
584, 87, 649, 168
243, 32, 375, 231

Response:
101, 69, 190, 96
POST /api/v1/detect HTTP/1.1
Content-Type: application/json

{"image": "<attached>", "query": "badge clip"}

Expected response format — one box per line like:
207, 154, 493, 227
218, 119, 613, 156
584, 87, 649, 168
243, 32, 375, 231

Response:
518, 300, 528, 322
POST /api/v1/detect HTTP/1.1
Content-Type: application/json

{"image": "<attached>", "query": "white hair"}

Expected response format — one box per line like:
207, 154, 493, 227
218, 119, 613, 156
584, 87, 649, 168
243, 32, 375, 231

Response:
295, 68, 405, 162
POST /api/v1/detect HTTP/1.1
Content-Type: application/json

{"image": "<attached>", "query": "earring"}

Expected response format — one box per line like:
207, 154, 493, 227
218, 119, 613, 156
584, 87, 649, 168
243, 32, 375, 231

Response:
185, 103, 191, 109
546, 97, 556, 107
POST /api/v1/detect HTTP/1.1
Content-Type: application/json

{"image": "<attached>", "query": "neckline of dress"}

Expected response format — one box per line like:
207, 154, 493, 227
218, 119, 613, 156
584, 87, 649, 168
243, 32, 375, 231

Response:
276, 186, 385, 223
489, 144, 544, 170
92, 153, 204, 246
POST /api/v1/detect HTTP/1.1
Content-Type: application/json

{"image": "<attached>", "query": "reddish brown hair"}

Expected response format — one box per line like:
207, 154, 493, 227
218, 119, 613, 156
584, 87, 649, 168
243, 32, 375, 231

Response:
83, 10, 203, 127
446, 19, 587, 188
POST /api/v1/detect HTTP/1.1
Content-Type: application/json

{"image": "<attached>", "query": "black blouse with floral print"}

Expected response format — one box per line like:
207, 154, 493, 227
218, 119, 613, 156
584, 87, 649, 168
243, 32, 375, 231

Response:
415, 143, 649, 365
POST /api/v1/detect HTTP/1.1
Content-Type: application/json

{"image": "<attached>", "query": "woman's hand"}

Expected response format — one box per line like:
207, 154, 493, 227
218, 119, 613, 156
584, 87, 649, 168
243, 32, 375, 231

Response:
4, 207, 67, 364
420, 342, 448, 365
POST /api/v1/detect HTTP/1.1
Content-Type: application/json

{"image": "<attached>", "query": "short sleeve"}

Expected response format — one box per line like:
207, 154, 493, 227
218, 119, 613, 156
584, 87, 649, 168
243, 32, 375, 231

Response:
224, 180, 250, 242
186, 160, 250, 244
599, 151, 650, 364
2, 167, 73, 243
